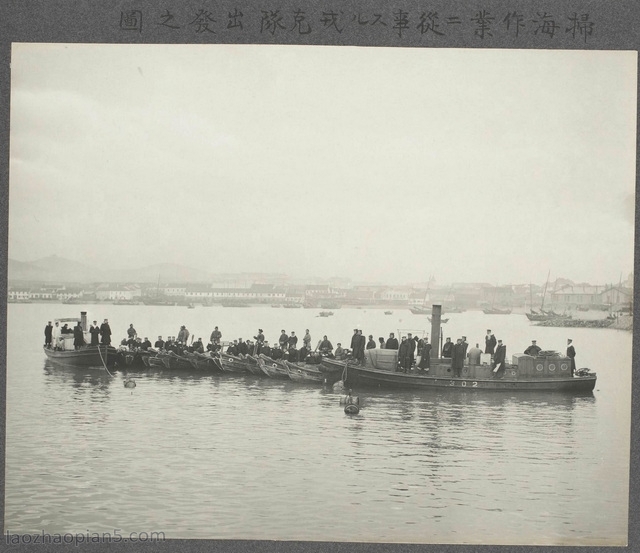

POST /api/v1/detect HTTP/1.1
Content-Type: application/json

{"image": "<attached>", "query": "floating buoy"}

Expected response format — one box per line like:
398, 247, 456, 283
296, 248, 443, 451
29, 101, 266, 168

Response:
344, 403, 360, 415
124, 379, 136, 389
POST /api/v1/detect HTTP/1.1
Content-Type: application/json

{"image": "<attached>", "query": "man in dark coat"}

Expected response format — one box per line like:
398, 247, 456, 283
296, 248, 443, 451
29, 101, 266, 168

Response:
442, 338, 453, 358
89, 321, 100, 346
141, 337, 152, 350
298, 345, 310, 361
278, 330, 289, 349
44, 321, 53, 347
398, 337, 411, 372
288, 331, 298, 348
99, 319, 112, 345
254, 329, 265, 354
366, 335, 376, 349
350, 329, 359, 357
492, 339, 507, 378
385, 333, 399, 350
451, 339, 464, 377
485, 330, 497, 354
73, 322, 85, 350
155, 336, 165, 349
524, 340, 542, 356
237, 338, 249, 356
261, 342, 272, 358
319, 335, 333, 354
418, 338, 432, 371
567, 339, 576, 376
406, 333, 416, 368
356, 330, 366, 362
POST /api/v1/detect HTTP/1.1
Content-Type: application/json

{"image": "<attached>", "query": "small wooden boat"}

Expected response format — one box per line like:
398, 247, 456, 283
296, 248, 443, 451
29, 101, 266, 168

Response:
184, 351, 218, 371
162, 351, 193, 370
257, 355, 290, 378
283, 360, 324, 383
384, 311, 393, 315
410, 306, 429, 315
44, 344, 119, 368
483, 307, 512, 315
319, 311, 334, 317
318, 357, 350, 385
218, 353, 250, 373
245, 354, 265, 376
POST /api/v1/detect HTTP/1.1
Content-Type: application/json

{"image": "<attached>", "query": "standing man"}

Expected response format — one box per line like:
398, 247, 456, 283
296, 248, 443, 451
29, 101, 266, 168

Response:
467, 343, 482, 365
366, 335, 376, 349
493, 339, 507, 378
52, 321, 61, 349
350, 329, 359, 357
254, 329, 265, 355
385, 333, 399, 350
288, 331, 298, 348
418, 338, 432, 371
567, 339, 576, 377
442, 337, 453, 358
451, 339, 464, 377
127, 324, 137, 339
279, 330, 289, 349
461, 336, 469, 359
399, 336, 411, 373
89, 320, 100, 346
485, 329, 497, 354
357, 330, 366, 362
73, 321, 85, 350
99, 319, 112, 345
524, 340, 542, 356
44, 321, 53, 347
407, 333, 416, 368
303, 329, 312, 348
210, 326, 222, 345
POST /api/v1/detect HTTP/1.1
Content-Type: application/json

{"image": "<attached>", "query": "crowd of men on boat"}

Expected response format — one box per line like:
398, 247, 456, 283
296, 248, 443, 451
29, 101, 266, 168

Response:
44, 320, 577, 377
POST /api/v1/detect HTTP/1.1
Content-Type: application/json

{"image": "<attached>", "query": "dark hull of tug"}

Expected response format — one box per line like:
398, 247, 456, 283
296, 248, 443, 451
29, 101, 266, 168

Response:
343, 365, 597, 393
43, 345, 118, 368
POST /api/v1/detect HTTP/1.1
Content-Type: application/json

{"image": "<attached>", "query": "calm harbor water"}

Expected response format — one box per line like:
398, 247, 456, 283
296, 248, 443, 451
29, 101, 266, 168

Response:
5, 304, 631, 545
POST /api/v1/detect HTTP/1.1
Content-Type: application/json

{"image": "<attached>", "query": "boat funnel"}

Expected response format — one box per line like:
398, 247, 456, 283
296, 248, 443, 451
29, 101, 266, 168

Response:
430, 305, 441, 359
80, 311, 87, 331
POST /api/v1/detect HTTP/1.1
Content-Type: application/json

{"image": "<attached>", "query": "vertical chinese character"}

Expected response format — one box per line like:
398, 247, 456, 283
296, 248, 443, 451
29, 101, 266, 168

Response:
532, 12, 559, 38
120, 10, 143, 32
227, 9, 244, 30
291, 9, 312, 34
471, 10, 494, 39
320, 11, 344, 33
261, 10, 286, 34
502, 12, 525, 37
189, 10, 216, 33
393, 10, 410, 37
566, 13, 594, 42
417, 12, 444, 36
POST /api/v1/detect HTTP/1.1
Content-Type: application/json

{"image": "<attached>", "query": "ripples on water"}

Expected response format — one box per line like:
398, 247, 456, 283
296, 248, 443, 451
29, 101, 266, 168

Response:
4, 305, 631, 545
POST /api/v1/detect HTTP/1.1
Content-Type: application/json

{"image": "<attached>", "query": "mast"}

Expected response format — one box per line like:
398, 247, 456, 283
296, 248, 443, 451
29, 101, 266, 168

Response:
541, 270, 550, 312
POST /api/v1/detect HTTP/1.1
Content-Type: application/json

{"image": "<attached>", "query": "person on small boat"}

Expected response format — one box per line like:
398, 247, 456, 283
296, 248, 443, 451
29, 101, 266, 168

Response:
298, 344, 310, 362
288, 331, 298, 348
366, 335, 376, 349
567, 339, 576, 377
192, 338, 204, 353
303, 330, 311, 348
177, 325, 189, 344
155, 336, 165, 349
335, 343, 345, 360
140, 337, 152, 350
399, 337, 412, 372
485, 329, 497, 354
286, 346, 299, 362
237, 338, 248, 357
271, 346, 284, 360
355, 330, 366, 363
378, 337, 385, 349
452, 339, 465, 377
461, 336, 469, 358
492, 340, 507, 378
127, 324, 137, 339
52, 321, 61, 349
126, 336, 137, 349
418, 338, 432, 371
99, 319, 112, 345
350, 329, 359, 357
44, 321, 53, 347
467, 343, 482, 365
253, 329, 265, 354
524, 340, 542, 356
407, 333, 416, 367
210, 326, 222, 345
385, 333, 399, 350
226, 340, 239, 356
61, 323, 72, 335
261, 341, 272, 358
73, 322, 85, 351
442, 338, 453, 358
89, 321, 100, 346
278, 330, 289, 349
319, 336, 333, 355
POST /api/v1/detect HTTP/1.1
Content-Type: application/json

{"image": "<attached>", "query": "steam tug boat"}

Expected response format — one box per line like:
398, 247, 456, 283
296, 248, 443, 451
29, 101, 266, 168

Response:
343, 305, 597, 393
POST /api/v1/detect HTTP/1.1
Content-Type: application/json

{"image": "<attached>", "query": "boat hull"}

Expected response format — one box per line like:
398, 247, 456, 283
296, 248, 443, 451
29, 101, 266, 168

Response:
43, 345, 118, 368
343, 365, 596, 393
283, 361, 325, 383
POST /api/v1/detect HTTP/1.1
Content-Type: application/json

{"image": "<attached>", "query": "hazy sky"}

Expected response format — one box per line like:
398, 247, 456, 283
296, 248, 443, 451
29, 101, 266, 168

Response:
9, 44, 637, 285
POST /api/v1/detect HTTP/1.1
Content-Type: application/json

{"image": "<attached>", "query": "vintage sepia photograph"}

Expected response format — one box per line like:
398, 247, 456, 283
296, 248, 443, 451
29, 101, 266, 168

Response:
5, 43, 636, 546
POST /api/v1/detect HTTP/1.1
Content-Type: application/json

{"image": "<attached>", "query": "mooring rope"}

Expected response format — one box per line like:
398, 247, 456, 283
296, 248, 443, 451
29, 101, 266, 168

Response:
97, 345, 115, 377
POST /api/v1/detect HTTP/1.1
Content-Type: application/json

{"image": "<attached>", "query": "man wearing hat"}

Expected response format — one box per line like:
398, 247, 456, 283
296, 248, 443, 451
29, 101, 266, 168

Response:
254, 329, 265, 354
524, 340, 542, 356
485, 329, 497, 354
44, 321, 53, 347
492, 339, 507, 378
567, 339, 576, 376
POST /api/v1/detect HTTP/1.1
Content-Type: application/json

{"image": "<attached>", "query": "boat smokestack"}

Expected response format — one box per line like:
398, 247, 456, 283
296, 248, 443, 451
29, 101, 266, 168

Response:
430, 305, 441, 359
80, 311, 87, 331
